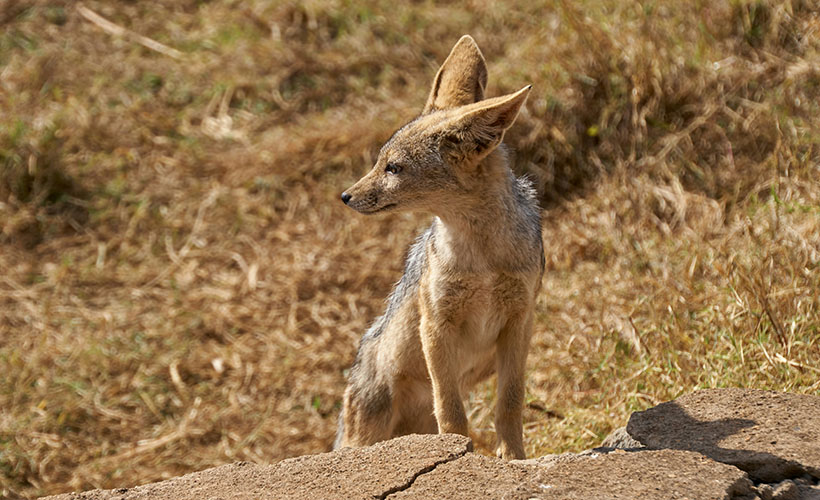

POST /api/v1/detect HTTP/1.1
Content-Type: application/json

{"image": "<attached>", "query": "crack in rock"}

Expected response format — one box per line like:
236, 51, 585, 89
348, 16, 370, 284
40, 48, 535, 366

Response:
380, 450, 469, 499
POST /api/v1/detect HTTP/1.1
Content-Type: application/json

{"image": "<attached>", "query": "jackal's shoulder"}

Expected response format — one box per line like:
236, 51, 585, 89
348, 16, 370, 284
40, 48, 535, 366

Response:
511, 174, 545, 275
513, 174, 541, 221
358, 226, 432, 345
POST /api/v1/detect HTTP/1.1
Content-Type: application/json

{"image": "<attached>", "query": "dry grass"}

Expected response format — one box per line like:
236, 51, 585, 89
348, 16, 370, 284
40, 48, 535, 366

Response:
1, 0, 818, 497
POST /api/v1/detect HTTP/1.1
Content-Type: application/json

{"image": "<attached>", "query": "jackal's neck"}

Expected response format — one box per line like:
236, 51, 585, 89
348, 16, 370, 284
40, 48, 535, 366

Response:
430, 150, 540, 271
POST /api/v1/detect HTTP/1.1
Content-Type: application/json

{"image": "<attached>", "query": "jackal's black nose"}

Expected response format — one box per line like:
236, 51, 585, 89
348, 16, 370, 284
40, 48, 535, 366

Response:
341, 192, 352, 205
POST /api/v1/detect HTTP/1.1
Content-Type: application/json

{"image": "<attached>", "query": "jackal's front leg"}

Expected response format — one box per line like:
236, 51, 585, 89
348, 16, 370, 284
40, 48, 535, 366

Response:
418, 299, 468, 437
494, 311, 533, 460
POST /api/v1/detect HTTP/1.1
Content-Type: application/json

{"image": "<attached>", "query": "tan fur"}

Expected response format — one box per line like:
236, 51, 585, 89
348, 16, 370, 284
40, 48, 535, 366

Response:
337, 35, 543, 460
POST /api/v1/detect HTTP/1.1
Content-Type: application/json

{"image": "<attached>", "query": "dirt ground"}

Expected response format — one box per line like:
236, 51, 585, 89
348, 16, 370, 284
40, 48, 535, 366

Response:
1, 0, 818, 498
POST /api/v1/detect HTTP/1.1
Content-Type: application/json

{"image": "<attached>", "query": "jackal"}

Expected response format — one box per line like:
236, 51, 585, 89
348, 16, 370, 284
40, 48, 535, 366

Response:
336, 35, 543, 459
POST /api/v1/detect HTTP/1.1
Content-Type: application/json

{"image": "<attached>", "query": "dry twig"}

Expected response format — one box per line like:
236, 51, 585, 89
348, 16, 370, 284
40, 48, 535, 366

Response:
77, 3, 183, 60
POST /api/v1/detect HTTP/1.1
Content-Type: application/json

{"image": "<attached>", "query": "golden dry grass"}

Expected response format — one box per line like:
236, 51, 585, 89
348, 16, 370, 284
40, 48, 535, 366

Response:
1, 0, 819, 497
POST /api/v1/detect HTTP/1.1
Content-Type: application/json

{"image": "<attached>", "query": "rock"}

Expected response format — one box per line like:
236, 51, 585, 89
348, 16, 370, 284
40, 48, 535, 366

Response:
523, 449, 754, 500
757, 478, 820, 500
41, 389, 820, 500
771, 480, 801, 500
389, 453, 539, 500
599, 426, 645, 450
626, 389, 820, 482
41, 435, 755, 500
514, 450, 597, 468
391, 449, 753, 500
41, 434, 471, 500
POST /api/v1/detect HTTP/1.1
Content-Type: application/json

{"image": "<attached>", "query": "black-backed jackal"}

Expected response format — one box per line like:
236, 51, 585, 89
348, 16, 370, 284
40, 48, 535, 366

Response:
337, 35, 543, 459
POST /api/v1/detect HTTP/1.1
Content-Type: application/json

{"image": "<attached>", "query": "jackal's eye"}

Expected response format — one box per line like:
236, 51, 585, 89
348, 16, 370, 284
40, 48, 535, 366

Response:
385, 163, 402, 175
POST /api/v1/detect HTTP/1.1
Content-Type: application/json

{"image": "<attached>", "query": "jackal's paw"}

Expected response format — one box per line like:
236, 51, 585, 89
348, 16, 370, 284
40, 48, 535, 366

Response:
495, 443, 525, 460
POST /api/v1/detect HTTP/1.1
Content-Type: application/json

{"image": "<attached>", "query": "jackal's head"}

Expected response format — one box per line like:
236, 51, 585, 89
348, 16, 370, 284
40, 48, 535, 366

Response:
341, 35, 530, 215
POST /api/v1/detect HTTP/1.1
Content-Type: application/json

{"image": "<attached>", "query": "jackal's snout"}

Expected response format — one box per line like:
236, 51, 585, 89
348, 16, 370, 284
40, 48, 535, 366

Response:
340, 167, 396, 214
340, 180, 371, 212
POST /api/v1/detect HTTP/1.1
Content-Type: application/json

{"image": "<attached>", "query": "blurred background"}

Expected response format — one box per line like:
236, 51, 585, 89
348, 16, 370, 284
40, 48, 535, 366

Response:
1, 0, 818, 497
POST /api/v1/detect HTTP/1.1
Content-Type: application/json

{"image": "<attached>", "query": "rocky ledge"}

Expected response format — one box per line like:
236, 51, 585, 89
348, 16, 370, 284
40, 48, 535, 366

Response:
44, 388, 820, 500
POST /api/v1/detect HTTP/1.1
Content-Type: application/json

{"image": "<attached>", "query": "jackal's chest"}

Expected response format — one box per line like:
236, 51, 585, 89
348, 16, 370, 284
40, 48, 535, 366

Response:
459, 284, 507, 348
423, 270, 533, 348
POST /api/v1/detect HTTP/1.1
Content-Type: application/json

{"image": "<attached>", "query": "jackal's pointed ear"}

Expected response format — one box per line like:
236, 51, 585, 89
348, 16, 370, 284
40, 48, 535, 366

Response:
440, 85, 531, 162
464, 85, 531, 135
423, 35, 488, 113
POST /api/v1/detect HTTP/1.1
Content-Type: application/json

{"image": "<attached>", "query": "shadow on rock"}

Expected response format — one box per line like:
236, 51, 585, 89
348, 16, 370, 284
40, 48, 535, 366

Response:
627, 399, 811, 483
